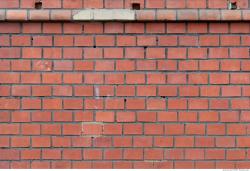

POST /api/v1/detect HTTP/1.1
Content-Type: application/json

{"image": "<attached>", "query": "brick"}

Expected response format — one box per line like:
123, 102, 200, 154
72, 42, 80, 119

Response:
124, 149, 143, 160
146, 0, 164, 8
187, 0, 206, 8
105, 73, 124, 84
51, 161, 71, 169
185, 149, 204, 160
21, 124, 40, 135
84, 23, 103, 33
165, 149, 184, 159
105, 99, 124, 109
158, 112, 177, 122
207, 124, 226, 135
74, 36, 93, 46
43, 23, 62, 33
11, 111, 30, 122
209, 23, 229, 33
230, 48, 249, 58
124, 124, 143, 135
137, 86, 156, 96
52, 137, 71, 147
43, 99, 62, 109
7, 10, 27, 21
113, 136, 132, 147
43, 48, 62, 59
199, 111, 219, 122
157, 9, 176, 21
146, 23, 165, 33
168, 48, 186, 59
12, 35, 31, 46
11, 161, 30, 169
104, 149, 122, 160
74, 61, 94, 71
179, 112, 197, 122
144, 149, 164, 160
0, 35, 10, 46
32, 137, 50, 147
125, 23, 144, 33
206, 149, 225, 159
146, 48, 165, 59
41, 124, 61, 135
227, 150, 246, 160
165, 124, 184, 135
0, 48, 20, 58
0, 149, 19, 160
168, 99, 187, 109
42, 149, 61, 160
96, 36, 115, 46
103, 124, 122, 135
11, 137, 30, 147
104, 23, 124, 33
208, 0, 227, 8
231, 73, 250, 84
116, 112, 136, 122
210, 73, 229, 84
178, 10, 198, 20
63, 149, 82, 160
63, 48, 82, 59
188, 48, 207, 59
95, 111, 114, 122
230, 23, 250, 33
145, 124, 164, 135
103, 48, 123, 59
21, 150, 40, 160
54, 36, 74, 46
175, 136, 194, 147
147, 98, 166, 110
0, 0, 19, 8
186, 124, 205, 135
196, 137, 214, 147
42, 0, 61, 8
63, 0, 82, 8
136, 10, 155, 20
29, 10, 50, 20
64, 73, 83, 84
74, 111, 93, 122
83, 149, 102, 160
23, 48, 42, 59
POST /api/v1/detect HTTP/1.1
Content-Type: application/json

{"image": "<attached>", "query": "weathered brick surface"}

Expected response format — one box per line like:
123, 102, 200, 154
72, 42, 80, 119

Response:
0, 0, 250, 169
0, 0, 249, 9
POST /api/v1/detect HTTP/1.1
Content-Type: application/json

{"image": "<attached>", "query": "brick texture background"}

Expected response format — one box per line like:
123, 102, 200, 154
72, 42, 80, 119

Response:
0, 0, 249, 9
0, 0, 250, 169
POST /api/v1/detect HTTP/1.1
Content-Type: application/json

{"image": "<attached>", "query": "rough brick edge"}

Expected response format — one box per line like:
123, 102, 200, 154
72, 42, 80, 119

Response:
0, 9, 250, 21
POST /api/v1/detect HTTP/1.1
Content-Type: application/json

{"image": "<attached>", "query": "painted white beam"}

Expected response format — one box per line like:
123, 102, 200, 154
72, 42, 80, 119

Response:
73, 9, 135, 21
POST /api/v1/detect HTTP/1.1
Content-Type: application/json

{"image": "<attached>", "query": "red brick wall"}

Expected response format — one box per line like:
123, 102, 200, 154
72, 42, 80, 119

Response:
0, 0, 249, 9
0, 0, 250, 169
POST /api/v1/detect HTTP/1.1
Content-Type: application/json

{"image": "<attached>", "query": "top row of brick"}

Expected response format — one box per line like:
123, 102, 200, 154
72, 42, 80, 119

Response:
1, 0, 249, 9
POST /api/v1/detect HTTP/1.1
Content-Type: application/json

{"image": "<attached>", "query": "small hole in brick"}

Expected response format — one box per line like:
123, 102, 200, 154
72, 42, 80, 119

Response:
144, 46, 147, 49
132, 3, 141, 10
228, 1, 237, 10
93, 45, 96, 48
35, 1, 42, 9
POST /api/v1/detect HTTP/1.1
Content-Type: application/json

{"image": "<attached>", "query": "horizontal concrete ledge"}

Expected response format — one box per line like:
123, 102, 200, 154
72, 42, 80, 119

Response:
0, 9, 250, 21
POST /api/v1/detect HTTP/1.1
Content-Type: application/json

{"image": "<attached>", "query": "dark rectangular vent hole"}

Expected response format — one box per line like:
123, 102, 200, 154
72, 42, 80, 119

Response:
35, 1, 43, 9
132, 3, 141, 10
229, 1, 237, 9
